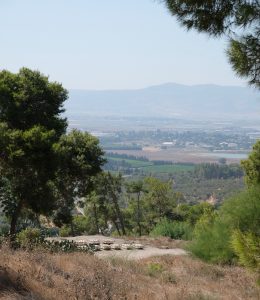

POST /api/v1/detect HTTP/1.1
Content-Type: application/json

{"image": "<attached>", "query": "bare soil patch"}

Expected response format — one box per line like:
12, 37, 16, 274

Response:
49, 235, 187, 260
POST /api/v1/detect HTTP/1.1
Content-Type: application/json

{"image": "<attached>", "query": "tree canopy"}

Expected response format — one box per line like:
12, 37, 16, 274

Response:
0, 68, 105, 235
0, 68, 67, 135
164, 0, 260, 88
241, 140, 260, 186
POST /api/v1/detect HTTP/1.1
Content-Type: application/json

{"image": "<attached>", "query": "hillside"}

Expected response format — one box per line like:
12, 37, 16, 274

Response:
1, 241, 259, 300
66, 83, 260, 121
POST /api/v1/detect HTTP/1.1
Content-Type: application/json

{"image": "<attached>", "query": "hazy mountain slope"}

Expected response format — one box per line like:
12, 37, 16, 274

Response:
65, 83, 260, 120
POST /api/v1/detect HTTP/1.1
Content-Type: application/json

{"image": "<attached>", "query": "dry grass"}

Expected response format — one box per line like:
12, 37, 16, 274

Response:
0, 245, 259, 300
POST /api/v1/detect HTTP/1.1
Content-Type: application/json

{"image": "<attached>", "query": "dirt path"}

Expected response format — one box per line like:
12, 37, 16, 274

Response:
49, 235, 187, 260
96, 247, 187, 260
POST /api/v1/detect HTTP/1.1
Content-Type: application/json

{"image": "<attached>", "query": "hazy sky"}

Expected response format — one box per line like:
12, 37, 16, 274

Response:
0, 0, 247, 90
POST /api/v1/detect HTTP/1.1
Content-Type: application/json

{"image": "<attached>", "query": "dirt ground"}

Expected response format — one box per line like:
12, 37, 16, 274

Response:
49, 235, 187, 260
1, 245, 259, 300
96, 247, 186, 260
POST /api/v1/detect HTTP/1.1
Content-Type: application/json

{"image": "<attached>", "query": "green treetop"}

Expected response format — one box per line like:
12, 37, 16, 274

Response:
0, 68, 105, 235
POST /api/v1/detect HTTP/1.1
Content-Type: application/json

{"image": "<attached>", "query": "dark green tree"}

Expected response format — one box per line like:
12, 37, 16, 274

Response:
164, 0, 260, 88
143, 177, 177, 229
84, 191, 102, 234
52, 129, 105, 228
241, 140, 260, 186
86, 172, 126, 235
126, 180, 146, 236
0, 68, 67, 235
0, 68, 105, 235
0, 68, 67, 134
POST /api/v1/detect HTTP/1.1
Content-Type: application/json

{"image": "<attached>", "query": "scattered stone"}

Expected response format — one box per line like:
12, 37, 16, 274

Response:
101, 244, 111, 250
159, 246, 169, 249
121, 244, 133, 250
93, 245, 101, 251
133, 243, 144, 250
111, 244, 121, 250
89, 239, 100, 245
102, 239, 114, 245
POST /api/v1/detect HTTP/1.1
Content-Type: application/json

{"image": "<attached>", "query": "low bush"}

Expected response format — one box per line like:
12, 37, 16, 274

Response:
60, 225, 72, 237
15, 227, 91, 253
59, 216, 96, 237
73, 215, 95, 235
146, 262, 164, 277
189, 187, 260, 264
150, 219, 193, 240
161, 271, 177, 284
188, 211, 233, 263
16, 227, 41, 248
41, 227, 59, 237
43, 239, 92, 253
176, 202, 214, 225
0, 223, 10, 236
231, 230, 260, 284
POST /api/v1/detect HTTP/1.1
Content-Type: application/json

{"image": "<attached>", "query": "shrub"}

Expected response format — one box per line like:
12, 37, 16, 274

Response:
231, 230, 260, 283
189, 187, 260, 264
150, 219, 193, 240
16, 228, 92, 253
43, 239, 91, 253
59, 216, 95, 237
189, 211, 234, 263
161, 271, 177, 284
176, 203, 214, 225
41, 227, 59, 237
73, 215, 94, 235
60, 225, 72, 237
146, 262, 164, 277
17, 227, 41, 248
0, 215, 10, 236
187, 203, 214, 225
0, 223, 10, 236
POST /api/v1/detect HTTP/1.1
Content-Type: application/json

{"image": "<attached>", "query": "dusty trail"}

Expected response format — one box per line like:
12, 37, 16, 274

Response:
96, 247, 187, 260
49, 235, 187, 260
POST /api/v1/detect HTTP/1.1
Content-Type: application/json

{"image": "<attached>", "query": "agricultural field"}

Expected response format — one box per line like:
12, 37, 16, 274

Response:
105, 155, 195, 175
141, 164, 195, 174
106, 156, 153, 168
104, 153, 245, 203
106, 149, 246, 164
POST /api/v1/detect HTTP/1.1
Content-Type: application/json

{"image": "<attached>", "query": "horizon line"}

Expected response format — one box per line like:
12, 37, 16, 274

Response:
68, 82, 247, 92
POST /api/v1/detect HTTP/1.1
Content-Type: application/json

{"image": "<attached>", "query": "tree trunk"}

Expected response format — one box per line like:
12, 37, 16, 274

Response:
10, 200, 23, 236
112, 219, 121, 236
111, 194, 126, 235
137, 192, 142, 236
93, 203, 100, 234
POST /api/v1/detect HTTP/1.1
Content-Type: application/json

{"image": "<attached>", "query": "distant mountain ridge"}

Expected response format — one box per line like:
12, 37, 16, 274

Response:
65, 83, 260, 121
